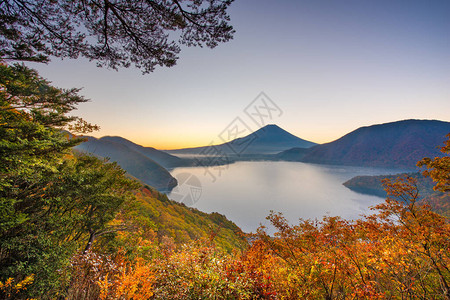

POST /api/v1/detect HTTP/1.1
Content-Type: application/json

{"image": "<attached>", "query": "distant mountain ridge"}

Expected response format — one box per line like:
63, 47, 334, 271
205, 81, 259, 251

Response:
299, 119, 450, 169
74, 136, 179, 191
100, 136, 189, 169
166, 124, 317, 155
74, 119, 450, 190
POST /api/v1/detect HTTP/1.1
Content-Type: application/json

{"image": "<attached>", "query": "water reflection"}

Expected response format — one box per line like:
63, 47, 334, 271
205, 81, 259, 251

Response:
168, 161, 404, 234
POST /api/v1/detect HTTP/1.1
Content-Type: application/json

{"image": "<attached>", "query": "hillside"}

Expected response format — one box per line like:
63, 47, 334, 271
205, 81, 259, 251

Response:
100, 136, 192, 169
343, 173, 449, 217
75, 136, 177, 191
300, 119, 450, 168
167, 124, 317, 155
343, 172, 436, 198
275, 147, 310, 161
113, 186, 247, 253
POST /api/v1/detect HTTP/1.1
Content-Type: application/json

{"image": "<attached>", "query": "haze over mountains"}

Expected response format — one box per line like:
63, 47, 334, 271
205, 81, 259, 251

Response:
166, 124, 317, 155
74, 124, 317, 190
74, 119, 450, 191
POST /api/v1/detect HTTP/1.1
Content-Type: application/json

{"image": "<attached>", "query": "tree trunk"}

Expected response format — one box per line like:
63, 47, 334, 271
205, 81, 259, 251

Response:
83, 230, 96, 254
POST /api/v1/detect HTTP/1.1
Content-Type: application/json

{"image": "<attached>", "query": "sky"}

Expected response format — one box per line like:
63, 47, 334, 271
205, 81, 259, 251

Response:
29, 0, 450, 149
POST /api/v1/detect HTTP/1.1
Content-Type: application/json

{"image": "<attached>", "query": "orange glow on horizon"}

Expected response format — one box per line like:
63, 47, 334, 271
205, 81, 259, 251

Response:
126, 137, 220, 150
106, 132, 338, 150
86, 127, 346, 150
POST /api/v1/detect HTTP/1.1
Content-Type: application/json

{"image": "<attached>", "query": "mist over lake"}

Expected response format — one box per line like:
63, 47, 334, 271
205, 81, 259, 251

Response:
168, 161, 405, 233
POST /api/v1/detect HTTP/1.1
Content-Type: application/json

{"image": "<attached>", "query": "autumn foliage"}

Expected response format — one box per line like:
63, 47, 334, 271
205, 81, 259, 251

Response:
2, 63, 449, 299
4, 141, 449, 299
56, 171, 449, 300
77, 136, 449, 300
418, 133, 450, 193
250, 175, 449, 299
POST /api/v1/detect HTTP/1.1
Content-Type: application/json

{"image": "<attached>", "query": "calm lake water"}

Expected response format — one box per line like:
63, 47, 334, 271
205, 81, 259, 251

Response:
167, 161, 404, 233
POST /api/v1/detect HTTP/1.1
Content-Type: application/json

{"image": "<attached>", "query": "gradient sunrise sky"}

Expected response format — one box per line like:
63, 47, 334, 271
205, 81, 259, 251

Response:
29, 0, 450, 149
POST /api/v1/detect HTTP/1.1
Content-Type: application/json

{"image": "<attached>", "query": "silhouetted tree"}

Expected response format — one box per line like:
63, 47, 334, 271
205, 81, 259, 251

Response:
0, 0, 234, 72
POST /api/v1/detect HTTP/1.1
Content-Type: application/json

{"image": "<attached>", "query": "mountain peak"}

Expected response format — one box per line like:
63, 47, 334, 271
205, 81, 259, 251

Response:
234, 124, 317, 153
167, 124, 316, 155
263, 124, 280, 128
254, 124, 286, 134
261, 124, 281, 129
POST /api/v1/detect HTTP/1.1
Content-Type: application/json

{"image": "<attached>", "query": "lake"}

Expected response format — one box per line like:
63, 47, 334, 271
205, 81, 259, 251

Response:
167, 161, 404, 233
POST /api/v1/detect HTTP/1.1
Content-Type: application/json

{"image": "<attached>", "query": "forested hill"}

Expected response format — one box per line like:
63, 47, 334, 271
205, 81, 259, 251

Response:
300, 119, 450, 168
99, 136, 192, 169
343, 173, 450, 218
124, 186, 247, 252
75, 136, 177, 191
